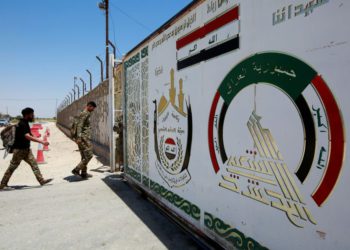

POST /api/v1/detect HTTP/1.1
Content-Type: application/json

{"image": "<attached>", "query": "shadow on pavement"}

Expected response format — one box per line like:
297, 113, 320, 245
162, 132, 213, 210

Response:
63, 175, 87, 182
102, 174, 202, 250
11, 185, 34, 190
1, 184, 50, 191
90, 165, 110, 173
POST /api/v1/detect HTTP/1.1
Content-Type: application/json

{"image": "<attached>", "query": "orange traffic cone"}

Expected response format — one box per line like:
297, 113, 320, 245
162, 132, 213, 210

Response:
45, 128, 50, 137
36, 144, 46, 164
31, 128, 41, 138
43, 135, 50, 151
32, 124, 43, 130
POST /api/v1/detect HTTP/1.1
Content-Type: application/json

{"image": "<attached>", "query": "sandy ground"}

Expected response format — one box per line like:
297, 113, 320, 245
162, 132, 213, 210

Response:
0, 122, 102, 186
0, 123, 200, 250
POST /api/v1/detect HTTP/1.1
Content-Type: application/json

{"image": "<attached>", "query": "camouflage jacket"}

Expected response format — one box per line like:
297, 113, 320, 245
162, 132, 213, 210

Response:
76, 110, 91, 140
115, 123, 123, 144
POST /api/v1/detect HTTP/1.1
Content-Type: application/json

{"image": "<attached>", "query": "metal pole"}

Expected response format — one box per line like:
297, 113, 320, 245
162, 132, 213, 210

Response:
108, 40, 116, 65
96, 56, 104, 83
73, 76, 78, 101
86, 69, 92, 90
72, 89, 76, 101
75, 84, 80, 99
80, 78, 86, 96
108, 53, 115, 172
105, 0, 109, 79
98, 0, 109, 78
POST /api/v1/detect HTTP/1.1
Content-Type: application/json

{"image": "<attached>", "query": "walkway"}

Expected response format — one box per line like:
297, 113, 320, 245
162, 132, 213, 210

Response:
0, 123, 200, 250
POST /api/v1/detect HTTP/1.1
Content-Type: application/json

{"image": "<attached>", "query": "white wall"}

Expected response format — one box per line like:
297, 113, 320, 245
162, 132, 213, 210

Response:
124, 1, 349, 249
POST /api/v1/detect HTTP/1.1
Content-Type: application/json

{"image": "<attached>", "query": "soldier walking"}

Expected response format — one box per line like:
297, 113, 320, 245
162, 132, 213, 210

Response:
0, 108, 53, 190
113, 120, 123, 171
71, 101, 97, 179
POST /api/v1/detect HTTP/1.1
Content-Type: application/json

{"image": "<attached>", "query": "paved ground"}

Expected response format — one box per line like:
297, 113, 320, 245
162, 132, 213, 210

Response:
0, 123, 200, 250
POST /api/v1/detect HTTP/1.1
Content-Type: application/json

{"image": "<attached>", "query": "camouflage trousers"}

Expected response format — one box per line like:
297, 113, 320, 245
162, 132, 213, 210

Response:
74, 138, 93, 173
115, 138, 123, 165
1, 149, 44, 185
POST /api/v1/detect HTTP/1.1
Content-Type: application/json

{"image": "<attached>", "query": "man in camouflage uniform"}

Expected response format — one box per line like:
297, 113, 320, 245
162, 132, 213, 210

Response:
113, 120, 123, 171
71, 101, 97, 179
0, 107, 53, 191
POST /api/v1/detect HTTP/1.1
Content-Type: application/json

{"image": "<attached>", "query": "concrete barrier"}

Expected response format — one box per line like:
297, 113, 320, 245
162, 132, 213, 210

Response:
57, 80, 110, 163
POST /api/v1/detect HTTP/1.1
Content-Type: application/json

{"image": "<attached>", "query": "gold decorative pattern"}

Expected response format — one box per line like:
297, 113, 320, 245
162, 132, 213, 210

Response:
158, 68, 187, 117
220, 111, 316, 227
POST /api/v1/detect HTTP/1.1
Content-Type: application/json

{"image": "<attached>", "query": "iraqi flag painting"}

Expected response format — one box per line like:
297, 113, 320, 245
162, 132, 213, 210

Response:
165, 138, 177, 160
176, 5, 240, 70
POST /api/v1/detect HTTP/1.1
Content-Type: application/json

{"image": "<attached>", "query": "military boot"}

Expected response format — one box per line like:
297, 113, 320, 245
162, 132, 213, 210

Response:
40, 178, 53, 186
71, 169, 80, 176
80, 172, 93, 179
0, 184, 14, 191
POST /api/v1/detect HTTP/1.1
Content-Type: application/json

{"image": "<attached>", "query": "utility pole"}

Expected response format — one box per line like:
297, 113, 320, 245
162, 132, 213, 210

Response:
98, 0, 109, 79
105, 0, 109, 79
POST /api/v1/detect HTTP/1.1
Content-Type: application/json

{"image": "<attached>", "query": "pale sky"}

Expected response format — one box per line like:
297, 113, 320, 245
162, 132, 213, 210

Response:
0, 0, 192, 117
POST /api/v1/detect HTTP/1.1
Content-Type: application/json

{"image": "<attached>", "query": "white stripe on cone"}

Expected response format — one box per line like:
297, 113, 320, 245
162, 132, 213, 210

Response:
36, 143, 46, 164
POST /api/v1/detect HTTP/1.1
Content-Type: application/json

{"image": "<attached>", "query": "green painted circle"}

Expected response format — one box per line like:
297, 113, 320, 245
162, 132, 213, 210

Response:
218, 52, 317, 104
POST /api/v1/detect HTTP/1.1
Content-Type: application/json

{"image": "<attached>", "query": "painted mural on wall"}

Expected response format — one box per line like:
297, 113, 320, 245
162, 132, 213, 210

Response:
125, 53, 142, 174
125, 47, 150, 183
153, 68, 193, 188
123, 0, 350, 249
141, 47, 150, 180
208, 52, 345, 227
176, 4, 240, 71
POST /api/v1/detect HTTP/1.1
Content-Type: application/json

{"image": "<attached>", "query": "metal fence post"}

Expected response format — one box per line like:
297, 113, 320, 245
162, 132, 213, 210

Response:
109, 53, 116, 172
